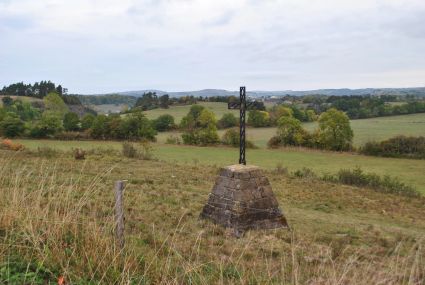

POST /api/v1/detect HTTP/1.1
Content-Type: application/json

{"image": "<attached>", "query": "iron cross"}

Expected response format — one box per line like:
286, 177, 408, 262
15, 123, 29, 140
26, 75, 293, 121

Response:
228, 87, 248, 165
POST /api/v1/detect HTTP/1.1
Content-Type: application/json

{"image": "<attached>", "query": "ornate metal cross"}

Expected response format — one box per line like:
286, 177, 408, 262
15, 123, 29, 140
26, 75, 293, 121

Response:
228, 87, 247, 165
228, 87, 261, 165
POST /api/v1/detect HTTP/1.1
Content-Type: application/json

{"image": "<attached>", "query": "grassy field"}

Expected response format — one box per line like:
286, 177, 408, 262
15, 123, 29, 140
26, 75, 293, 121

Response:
15, 139, 425, 194
158, 113, 425, 148
305, 113, 425, 146
0, 95, 42, 107
143, 102, 239, 122
263, 112, 425, 148
141, 102, 425, 147
0, 150, 424, 284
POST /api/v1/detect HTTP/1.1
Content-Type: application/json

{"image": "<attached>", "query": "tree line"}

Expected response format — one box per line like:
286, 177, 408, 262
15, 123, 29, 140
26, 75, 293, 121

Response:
1, 81, 83, 106
299, 94, 425, 119
0, 93, 156, 140
2, 94, 423, 159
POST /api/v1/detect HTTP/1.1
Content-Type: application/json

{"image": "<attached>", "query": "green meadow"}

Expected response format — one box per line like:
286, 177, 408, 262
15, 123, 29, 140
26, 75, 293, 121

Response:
16, 139, 425, 194
143, 102, 239, 122
154, 111, 425, 148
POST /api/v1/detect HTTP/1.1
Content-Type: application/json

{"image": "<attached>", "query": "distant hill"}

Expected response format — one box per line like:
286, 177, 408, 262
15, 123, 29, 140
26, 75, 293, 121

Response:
89, 87, 425, 98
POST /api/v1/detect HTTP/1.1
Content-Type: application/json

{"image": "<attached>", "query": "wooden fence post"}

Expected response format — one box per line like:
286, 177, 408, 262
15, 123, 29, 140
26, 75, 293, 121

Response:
115, 180, 125, 250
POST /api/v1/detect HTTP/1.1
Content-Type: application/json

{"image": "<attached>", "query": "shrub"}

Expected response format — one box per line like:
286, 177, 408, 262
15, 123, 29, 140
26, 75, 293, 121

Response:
90, 115, 109, 139
81, 114, 95, 130
0, 115, 25, 137
122, 142, 138, 158
268, 105, 293, 125
324, 167, 420, 197
221, 128, 257, 148
276, 116, 308, 146
118, 112, 157, 141
293, 167, 317, 179
30, 112, 63, 138
74, 148, 86, 160
1, 139, 25, 151
121, 141, 154, 160
63, 112, 80, 131
181, 108, 219, 146
139, 141, 154, 160
165, 135, 181, 145
217, 113, 238, 129
153, 114, 175, 132
267, 136, 281, 149
273, 163, 288, 175
1, 96, 13, 106
247, 110, 270, 127
360, 136, 425, 159
318, 108, 353, 151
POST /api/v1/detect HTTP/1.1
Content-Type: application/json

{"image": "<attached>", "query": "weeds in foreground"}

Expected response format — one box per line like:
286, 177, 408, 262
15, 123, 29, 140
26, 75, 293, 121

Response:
292, 166, 420, 197
0, 152, 423, 284
122, 141, 154, 160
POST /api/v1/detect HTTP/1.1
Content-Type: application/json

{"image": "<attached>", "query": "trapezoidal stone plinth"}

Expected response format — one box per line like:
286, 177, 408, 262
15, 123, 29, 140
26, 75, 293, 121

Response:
200, 164, 288, 234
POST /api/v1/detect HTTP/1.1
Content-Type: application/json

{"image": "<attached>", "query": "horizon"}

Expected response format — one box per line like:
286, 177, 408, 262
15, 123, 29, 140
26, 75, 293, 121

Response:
2, 0, 425, 93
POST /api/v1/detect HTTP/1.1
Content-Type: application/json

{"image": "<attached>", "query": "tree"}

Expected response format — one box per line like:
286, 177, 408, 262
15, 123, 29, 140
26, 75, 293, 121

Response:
0, 108, 6, 122
134, 92, 158, 110
90, 115, 109, 139
222, 128, 256, 148
0, 114, 25, 137
247, 110, 270, 127
290, 105, 308, 122
275, 116, 307, 146
43, 92, 68, 115
63, 112, 80, 131
118, 112, 156, 140
153, 114, 175, 132
197, 109, 219, 145
180, 105, 205, 130
81, 114, 95, 130
306, 109, 317, 122
318, 108, 353, 151
107, 115, 123, 139
217, 113, 238, 129
13, 100, 40, 121
30, 112, 63, 137
269, 105, 293, 124
159, 94, 170, 109
181, 107, 219, 145
1, 96, 13, 107
56, 85, 63, 95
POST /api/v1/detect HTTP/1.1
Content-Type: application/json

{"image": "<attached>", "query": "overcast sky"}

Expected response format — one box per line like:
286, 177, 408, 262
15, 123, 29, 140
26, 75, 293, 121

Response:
1, 0, 425, 94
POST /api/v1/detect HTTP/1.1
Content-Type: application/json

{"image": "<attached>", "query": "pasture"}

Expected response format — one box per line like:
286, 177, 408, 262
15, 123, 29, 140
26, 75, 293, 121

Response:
143, 102, 239, 122
305, 113, 425, 146
0, 150, 424, 284
15, 139, 425, 194
145, 101, 425, 147
0, 95, 42, 107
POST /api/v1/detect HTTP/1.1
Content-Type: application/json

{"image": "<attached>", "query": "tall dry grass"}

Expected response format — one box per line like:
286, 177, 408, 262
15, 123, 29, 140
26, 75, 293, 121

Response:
0, 152, 423, 284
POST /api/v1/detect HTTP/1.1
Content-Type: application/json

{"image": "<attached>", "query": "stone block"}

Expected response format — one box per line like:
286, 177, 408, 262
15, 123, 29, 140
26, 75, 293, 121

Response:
200, 164, 288, 235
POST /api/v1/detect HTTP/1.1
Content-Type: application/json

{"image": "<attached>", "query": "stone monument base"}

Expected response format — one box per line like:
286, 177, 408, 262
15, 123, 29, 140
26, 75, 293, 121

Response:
200, 164, 288, 235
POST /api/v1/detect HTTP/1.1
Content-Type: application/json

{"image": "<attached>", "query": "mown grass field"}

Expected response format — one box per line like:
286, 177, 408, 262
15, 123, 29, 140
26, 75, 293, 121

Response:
0, 150, 424, 284
15, 139, 425, 194
141, 102, 425, 147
